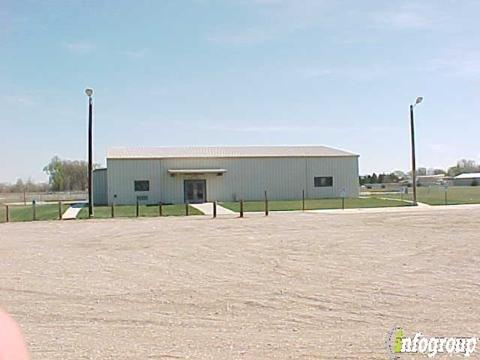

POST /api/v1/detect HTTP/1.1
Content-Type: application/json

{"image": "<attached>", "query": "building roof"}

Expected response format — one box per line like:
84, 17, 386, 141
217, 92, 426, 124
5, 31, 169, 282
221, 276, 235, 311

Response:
417, 174, 445, 178
107, 145, 358, 159
455, 172, 480, 179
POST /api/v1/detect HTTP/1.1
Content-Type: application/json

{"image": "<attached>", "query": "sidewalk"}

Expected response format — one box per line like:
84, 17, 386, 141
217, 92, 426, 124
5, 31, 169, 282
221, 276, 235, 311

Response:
233, 203, 480, 216
62, 202, 87, 220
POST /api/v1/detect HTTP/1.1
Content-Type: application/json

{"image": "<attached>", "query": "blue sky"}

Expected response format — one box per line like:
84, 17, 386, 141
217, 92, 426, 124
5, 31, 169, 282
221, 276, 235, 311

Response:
1, 0, 479, 182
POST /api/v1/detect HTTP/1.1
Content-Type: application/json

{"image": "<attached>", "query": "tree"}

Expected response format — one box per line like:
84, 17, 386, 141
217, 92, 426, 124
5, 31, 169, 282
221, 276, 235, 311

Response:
393, 170, 407, 180
43, 156, 65, 191
417, 167, 427, 176
447, 159, 479, 177
360, 172, 402, 185
0, 179, 48, 193
43, 156, 94, 191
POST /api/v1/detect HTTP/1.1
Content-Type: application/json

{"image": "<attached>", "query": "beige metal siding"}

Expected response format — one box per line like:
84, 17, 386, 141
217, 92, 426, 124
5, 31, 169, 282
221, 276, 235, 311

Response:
107, 156, 359, 205
159, 157, 307, 203
306, 157, 359, 198
107, 159, 161, 205
93, 169, 108, 205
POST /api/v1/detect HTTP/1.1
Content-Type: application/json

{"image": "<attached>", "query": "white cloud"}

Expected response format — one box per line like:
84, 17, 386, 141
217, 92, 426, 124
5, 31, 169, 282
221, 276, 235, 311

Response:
369, 1, 450, 31
201, 122, 365, 134
64, 41, 95, 54
206, 28, 271, 45
371, 9, 432, 30
121, 49, 148, 59
206, 0, 332, 45
296, 67, 332, 79
1, 94, 35, 106
428, 50, 480, 78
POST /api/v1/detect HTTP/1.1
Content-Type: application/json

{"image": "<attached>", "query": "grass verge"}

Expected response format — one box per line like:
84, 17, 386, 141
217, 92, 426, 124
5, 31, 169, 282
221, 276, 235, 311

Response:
379, 186, 480, 205
0, 204, 61, 222
77, 204, 203, 219
220, 197, 410, 212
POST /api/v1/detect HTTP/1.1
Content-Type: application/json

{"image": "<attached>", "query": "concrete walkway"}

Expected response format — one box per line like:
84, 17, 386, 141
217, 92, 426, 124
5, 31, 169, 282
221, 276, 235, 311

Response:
375, 196, 431, 207
62, 202, 87, 220
306, 203, 480, 214
232, 203, 480, 217
190, 202, 236, 216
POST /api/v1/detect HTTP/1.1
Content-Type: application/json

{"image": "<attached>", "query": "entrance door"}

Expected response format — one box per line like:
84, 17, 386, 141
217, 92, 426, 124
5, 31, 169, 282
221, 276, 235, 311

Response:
184, 179, 206, 203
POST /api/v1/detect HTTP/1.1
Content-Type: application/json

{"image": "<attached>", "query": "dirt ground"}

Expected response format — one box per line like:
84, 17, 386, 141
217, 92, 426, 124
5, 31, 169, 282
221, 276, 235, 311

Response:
0, 208, 479, 359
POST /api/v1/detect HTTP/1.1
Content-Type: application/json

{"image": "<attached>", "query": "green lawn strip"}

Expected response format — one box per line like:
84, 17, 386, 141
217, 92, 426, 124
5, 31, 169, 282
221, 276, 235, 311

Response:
378, 186, 480, 205
220, 197, 408, 212
220, 200, 303, 212
0, 206, 5, 223
345, 197, 410, 208
307, 197, 409, 210
78, 204, 202, 219
7, 204, 60, 222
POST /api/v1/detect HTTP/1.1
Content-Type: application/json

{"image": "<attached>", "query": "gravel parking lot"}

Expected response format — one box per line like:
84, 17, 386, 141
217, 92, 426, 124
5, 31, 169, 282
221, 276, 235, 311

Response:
0, 207, 479, 359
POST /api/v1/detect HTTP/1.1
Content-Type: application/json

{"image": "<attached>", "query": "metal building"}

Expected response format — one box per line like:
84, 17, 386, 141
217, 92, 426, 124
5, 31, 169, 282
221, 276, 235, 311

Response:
453, 173, 480, 186
93, 145, 359, 205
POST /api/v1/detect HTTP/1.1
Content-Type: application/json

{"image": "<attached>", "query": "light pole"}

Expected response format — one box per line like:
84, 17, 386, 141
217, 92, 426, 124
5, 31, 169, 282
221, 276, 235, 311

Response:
85, 88, 94, 217
410, 96, 423, 206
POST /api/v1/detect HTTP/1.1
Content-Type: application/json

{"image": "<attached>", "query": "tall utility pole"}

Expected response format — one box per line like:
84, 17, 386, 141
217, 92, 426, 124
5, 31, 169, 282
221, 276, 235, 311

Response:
410, 96, 423, 206
85, 88, 94, 217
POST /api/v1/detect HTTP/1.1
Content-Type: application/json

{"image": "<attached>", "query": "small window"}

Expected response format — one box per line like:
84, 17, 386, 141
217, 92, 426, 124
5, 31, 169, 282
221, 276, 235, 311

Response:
314, 176, 333, 187
134, 180, 150, 191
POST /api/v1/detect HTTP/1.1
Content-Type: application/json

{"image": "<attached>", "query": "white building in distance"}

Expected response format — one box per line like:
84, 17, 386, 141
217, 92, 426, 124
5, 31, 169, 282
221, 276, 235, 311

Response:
93, 145, 359, 205
453, 173, 480, 186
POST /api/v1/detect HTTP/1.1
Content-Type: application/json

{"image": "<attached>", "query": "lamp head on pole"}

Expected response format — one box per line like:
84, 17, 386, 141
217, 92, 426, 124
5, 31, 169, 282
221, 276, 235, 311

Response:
85, 88, 94, 97
415, 96, 423, 105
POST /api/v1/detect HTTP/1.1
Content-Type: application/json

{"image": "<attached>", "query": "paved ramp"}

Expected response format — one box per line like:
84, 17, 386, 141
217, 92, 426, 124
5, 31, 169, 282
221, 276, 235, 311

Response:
62, 202, 87, 220
190, 202, 235, 216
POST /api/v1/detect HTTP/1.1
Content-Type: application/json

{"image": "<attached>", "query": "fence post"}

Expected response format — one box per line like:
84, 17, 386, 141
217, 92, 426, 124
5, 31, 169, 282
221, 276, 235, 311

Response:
240, 200, 244, 218
159, 202, 163, 216
111, 203, 115, 218
5, 205, 9, 222
136, 199, 139, 217
302, 190, 305, 211
213, 201, 217, 218
264, 190, 269, 216
58, 201, 62, 220
185, 202, 189, 216
342, 197, 345, 210
32, 200, 36, 221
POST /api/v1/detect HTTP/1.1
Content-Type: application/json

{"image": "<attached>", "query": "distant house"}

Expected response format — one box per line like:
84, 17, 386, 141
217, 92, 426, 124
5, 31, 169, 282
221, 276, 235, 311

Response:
453, 173, 480, 186
416, 174, 445, 186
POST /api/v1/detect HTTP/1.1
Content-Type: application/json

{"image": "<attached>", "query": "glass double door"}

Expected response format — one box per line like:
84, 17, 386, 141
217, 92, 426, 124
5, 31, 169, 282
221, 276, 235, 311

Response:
184, 179, 206, 203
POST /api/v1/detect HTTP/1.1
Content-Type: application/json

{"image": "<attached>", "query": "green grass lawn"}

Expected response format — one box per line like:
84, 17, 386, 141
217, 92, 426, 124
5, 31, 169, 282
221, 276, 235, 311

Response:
379, 186, 480, 205
220, 197, 410, 212
0, 204, 61, 222
77, 204, 203, 219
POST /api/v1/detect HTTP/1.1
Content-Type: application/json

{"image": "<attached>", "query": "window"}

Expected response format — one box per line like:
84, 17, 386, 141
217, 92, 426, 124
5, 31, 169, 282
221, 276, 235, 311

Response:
314, 176, 333, 187
134, 180, 150, 191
